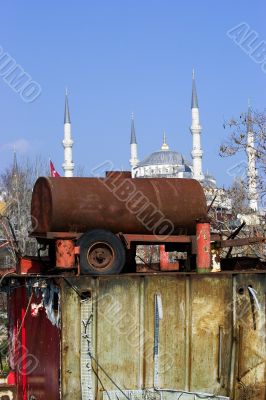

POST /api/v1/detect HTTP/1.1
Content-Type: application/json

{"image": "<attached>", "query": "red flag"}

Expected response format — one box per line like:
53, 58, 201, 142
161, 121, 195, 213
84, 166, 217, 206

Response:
49, 160, 60, 177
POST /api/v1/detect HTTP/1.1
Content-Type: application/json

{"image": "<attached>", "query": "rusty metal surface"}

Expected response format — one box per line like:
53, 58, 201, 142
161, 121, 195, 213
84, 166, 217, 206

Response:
190, 277, 232, 394
196, 222, 211, 272
233, 274, 266, 399
60, 279, 82, 400
55, 239, 75, 268
60, 273, 266, 400
31, 176, 207, 236
122, 234, 192, 248
218, 237, 265, 248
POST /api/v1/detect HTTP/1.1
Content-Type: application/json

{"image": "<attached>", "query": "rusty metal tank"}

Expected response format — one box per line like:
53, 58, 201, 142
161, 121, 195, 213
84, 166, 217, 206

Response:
31, 174, 207, 236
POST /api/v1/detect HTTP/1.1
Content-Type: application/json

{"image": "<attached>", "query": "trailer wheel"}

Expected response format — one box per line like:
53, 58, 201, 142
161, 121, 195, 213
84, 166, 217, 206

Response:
78, 229, 126, 275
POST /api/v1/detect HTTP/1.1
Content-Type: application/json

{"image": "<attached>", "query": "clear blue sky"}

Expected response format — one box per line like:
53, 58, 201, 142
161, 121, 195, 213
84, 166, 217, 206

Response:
0, 1, 265, 186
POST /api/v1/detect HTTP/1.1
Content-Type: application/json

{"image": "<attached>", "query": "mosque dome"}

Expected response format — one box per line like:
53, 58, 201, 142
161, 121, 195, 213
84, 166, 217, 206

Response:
202, 172, 217, 188
134, 133, 193, 178
138, 150, 184, 168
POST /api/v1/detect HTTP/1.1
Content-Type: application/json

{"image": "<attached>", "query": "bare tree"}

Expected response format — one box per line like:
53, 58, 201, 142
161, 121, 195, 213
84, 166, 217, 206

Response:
220, 108, 266, 204
227, 178, 249, 216
0, 155, 48, 267
219, 109, 266, 259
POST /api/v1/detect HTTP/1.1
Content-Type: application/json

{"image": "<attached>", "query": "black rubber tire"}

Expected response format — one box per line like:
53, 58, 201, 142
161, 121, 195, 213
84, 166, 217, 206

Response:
78, 229, 126, 275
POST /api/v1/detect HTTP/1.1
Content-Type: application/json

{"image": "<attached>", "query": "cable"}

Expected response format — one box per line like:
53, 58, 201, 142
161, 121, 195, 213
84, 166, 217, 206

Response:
154, 388, 219, 399
91, 363, 112, 400
136, 255, 158, 271
89, 352, 130, 400
16, 292, 33, 338
5, 215, 20, 253
0, 215, 21, 257
0, 270, 16, 288
63, 277, 84, 299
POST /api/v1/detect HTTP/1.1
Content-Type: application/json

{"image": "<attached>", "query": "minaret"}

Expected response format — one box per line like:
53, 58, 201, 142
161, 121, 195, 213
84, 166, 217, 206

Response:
246, 102, 258, 211
62, 89, 74, 177
161, 131, 169, 151
129, 113, 139, 176
190, 69, 204, 181
11, 148, 19, 192
12, 148, 18, 177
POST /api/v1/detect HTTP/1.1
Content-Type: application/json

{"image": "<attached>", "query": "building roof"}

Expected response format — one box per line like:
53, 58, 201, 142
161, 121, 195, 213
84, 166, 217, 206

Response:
64, 92, 71, 124
202, 172, 217, 189
247, 102, 253, 133
191, 69, 199, 109
138, 149, 191, 169
130, 114, 137, 144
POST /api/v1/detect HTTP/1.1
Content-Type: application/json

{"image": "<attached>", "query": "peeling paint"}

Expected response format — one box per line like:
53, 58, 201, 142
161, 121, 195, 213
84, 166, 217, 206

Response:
42, 283, 60, 328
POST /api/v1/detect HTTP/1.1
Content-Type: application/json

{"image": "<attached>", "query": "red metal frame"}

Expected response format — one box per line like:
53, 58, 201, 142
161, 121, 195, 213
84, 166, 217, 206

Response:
8, 286, 60, 400
159, 245, 179, 271
120, 233, 192, 249
196, 222, 211, 272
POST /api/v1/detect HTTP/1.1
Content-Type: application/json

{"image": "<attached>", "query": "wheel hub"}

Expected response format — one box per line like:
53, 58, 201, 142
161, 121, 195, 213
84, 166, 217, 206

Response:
87, 242, 115, 270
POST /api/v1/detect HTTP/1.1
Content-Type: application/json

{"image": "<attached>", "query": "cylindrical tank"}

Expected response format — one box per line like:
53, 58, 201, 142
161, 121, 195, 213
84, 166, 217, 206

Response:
31, 175, 207, 236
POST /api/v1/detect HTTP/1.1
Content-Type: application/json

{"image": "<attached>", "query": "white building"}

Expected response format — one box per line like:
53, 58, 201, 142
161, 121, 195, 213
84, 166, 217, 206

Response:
133, 131, 193, 179
130, 71, 231, 211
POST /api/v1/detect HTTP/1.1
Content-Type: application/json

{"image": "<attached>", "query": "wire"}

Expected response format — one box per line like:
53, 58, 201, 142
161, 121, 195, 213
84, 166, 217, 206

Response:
63, 277, 84, 299
89, 352, 130, 400
207, 193, 218, 214
16, 292, 33, 338
5, 215, 20, 253
91, 363, 112, 400
154, 388, 219, 399
0, 215, 21, 257
135, 255, 158, 271
0, 270, 16, 288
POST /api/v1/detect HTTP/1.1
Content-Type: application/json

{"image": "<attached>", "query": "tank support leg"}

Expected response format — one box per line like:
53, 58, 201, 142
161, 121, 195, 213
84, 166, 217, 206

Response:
196, 222, 211, 273
55, 239, 76, 268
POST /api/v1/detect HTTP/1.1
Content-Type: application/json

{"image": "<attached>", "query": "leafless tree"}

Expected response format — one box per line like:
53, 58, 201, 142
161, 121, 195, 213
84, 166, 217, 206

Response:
0, 156, 48, 267
219, 109, 266, 259
227, 179, 250, 216
220, 108, 266, 203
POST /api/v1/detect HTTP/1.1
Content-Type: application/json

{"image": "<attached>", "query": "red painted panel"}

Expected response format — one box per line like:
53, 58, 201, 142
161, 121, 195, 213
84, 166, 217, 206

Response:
8, 284, 60, 400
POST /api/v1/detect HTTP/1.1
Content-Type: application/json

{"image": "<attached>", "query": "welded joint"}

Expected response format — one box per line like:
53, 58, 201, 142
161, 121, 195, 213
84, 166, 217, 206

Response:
118, 233, 131, 249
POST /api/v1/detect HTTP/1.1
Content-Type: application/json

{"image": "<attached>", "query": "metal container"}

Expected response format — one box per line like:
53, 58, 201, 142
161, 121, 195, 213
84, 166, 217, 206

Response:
31, 176, 207, 236
5, 271, 266, 399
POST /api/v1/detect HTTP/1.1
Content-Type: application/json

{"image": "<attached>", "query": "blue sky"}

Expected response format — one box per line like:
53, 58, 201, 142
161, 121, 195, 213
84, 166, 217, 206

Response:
0, 1, 265, 186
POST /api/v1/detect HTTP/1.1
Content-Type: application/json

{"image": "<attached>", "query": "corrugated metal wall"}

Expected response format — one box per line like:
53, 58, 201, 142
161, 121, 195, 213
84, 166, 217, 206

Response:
61, 273, 266, 400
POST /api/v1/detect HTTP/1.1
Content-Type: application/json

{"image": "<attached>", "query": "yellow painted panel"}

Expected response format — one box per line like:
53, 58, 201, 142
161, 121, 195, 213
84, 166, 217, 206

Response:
96, 277, 141, 393
143, 276, 187, 389
190, 276, 232, 395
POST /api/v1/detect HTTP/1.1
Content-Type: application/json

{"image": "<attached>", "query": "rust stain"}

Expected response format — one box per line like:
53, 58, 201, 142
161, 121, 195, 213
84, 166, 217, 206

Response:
57, 274, 266, 400
31, 176, 207, 236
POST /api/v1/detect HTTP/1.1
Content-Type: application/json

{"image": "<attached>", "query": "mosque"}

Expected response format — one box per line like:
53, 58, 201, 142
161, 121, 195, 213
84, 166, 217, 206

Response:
61, 72, 258, 214
129, 71, 217, 190
127, 71, 235, 212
